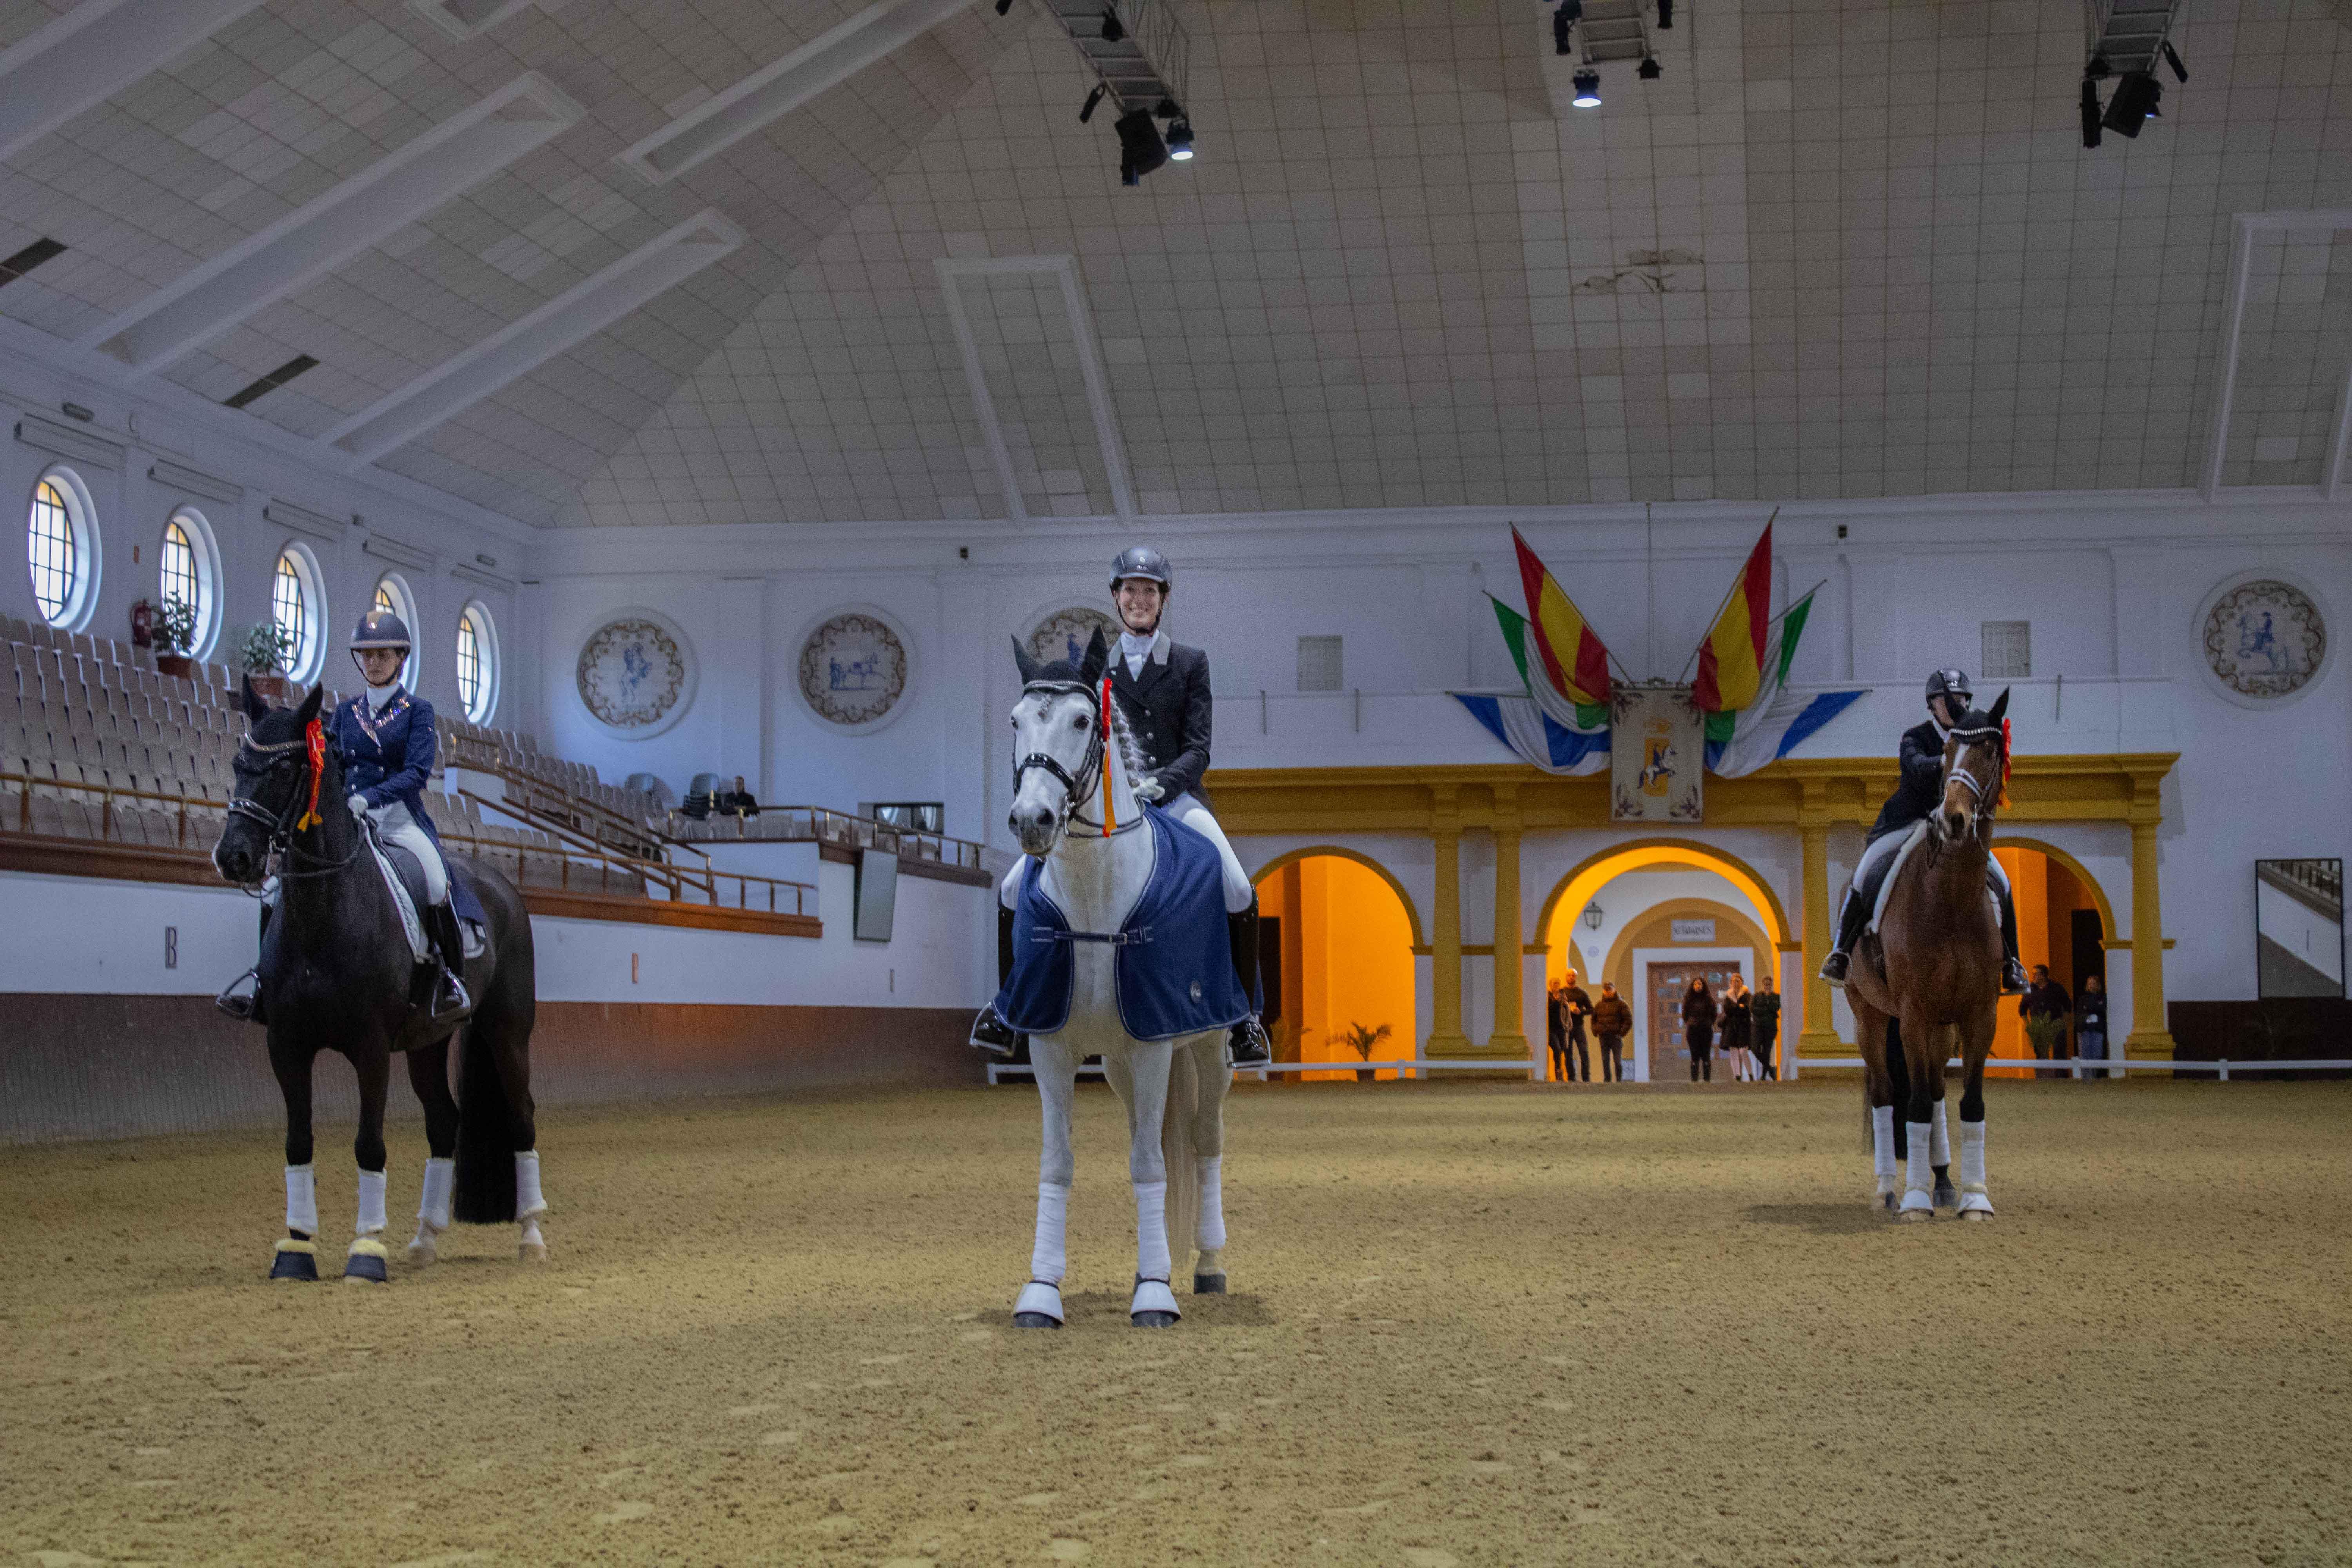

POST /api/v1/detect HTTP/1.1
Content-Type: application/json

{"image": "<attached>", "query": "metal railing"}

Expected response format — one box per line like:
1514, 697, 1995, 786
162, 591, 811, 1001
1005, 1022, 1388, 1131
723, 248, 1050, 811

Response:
664, 802, 988, 873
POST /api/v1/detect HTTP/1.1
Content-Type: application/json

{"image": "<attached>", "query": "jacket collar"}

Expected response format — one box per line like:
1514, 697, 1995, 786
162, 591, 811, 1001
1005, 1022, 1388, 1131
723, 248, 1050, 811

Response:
1112, 630, 1171, 693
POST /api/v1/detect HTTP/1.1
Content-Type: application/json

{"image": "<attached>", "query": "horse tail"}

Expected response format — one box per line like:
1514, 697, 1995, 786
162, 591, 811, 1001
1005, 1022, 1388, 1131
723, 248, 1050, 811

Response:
452, 1024, 519, 1223
1161, 1038, 1203, 1278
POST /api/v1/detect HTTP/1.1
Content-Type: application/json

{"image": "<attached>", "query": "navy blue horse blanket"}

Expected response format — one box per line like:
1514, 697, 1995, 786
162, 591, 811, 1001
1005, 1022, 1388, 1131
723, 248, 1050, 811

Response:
994, 806, 1253, 1042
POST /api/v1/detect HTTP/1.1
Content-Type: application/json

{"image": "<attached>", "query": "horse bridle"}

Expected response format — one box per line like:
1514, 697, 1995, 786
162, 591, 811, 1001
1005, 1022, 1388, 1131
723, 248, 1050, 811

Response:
1011, 680, 1139, 839
225, 731, 359, 882
1939, 725, 2006, 838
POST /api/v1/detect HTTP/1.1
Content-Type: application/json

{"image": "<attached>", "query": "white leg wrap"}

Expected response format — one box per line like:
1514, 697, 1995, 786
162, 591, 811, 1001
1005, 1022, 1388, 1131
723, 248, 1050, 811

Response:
417, 1156, 454, 1230
1195, 1156, 1226, 1252
1901, 1122, 1935, 1212
1133, 1178, 1173, 1283
284, 1163, 318, 1236
1871, 1106, 1897, 1185
1930, 1102, 1951, 1167
355, 1168, 388, 1236
514, 1150, 547, 1218
1957, 1120, 1993, 1212
1030, 1181, 1071, 1283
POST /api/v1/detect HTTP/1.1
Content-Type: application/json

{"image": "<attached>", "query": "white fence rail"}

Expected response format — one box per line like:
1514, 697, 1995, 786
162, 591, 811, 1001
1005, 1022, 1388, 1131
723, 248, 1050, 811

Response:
987, 1056, 2352, 1085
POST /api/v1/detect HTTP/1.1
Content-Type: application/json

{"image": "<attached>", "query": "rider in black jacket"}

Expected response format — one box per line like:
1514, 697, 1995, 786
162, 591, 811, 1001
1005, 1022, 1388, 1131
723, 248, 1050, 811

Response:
971, 548, 1273, 1066
1820, 668, 2027, 994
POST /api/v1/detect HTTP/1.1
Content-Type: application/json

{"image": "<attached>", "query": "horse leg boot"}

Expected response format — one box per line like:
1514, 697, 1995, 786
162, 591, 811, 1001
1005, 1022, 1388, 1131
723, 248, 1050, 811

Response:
410, 1156, 454, 1265
272, 1163, 320, 1281
1956, 1100, 1995, 1219
1192, 1155, 1227, 1293
970, 905, 1022, 1057
1870, 1105, 1898, 1212
345, 1167, 391, 1283
1226, 900, 1271, 1067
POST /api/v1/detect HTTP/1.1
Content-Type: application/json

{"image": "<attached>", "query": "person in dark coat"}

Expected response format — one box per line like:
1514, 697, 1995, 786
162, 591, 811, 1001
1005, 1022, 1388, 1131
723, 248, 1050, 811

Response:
1820, 668, 2027, 995
1546, 982, 1570, 1082
2075, 973, 2109, 1079
1682, 976, 1718, 1082
971, 547, 1270, 1066
1719, 975, 1753, 1080
1749, 975, 1783, 1080
2021, 965, 2073, 1080
1591, 982, 1632, 1082
1561, 970, 1594, 1082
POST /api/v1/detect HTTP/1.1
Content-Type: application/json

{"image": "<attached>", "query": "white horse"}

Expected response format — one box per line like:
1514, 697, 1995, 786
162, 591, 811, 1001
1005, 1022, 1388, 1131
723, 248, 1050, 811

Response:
1003, 631, 1236, 1329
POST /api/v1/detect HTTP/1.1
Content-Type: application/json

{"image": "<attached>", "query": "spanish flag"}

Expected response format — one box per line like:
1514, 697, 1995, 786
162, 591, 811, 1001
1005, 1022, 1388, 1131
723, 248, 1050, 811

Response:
1692, 520, 1773, 713
1510, 527, 1613, 708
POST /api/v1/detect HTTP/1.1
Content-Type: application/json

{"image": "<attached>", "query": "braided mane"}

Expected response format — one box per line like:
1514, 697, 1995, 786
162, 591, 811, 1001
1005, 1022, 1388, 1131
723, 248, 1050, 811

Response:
1104, 686, 1151, 791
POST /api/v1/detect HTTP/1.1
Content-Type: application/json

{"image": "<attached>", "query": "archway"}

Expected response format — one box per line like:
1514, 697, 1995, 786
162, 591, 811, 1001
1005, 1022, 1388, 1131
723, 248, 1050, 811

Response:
1992, 841, 2112, 1078
1252, 849, 1419, 1082
1537, 842, 1791, 1082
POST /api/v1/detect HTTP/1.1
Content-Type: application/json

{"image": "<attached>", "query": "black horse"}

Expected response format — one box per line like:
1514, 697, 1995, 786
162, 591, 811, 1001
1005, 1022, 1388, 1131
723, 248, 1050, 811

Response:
213, 679, 544, 1282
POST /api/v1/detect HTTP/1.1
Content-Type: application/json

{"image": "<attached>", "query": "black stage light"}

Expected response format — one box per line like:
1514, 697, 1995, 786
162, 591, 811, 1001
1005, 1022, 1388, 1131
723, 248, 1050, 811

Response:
2102, 70, 2160, 136
1571, 67, 1601, 107
1080, 83, 1106, 123
2080, 77, 2103, 147
2163, 40, 2188, 81
1656, 0, 1672, 27
1114, 107, 1166, 185
1638, 55, 1661, 79
1167, 118, 1194, 160
2085, 53, 2111, 78
1101, 7, 1123, 41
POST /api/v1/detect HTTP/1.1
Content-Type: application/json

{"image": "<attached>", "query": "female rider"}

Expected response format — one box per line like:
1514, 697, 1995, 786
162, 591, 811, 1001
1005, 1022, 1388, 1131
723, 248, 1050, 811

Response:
971, 547, 1272, 1067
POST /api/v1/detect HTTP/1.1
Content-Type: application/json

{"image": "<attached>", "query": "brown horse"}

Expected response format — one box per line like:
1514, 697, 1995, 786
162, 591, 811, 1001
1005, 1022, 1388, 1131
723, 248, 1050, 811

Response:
1846, 691, 2010, 1222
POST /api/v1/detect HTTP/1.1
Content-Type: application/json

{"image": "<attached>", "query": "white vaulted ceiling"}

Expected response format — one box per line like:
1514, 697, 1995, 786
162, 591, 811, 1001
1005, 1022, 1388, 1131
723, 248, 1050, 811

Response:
4, 0, 2351, 528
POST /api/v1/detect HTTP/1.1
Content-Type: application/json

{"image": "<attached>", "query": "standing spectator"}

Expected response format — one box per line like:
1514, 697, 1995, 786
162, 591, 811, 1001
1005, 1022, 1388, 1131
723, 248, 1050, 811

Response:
1749, 974, 1782, 1081
1546, 981, 1570, 1082
2020, 964, 2073, 1080
1682, 976, 1718, 1082
1719, 974, 1753, 1080
2075, 973, 2109, 1080
1562, 969, 1594, 1083
1592, 981, 1632, 1082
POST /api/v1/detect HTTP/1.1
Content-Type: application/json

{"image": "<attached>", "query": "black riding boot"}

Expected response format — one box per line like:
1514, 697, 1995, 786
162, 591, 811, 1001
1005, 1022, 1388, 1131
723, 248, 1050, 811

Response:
1992, 873, 2028, 994
215, 902, 274, 1023
1819, 887, 1869, 987
970, 904, 1023, 1058
1226, 901, 1271, 1066
424, 903, 475, 1029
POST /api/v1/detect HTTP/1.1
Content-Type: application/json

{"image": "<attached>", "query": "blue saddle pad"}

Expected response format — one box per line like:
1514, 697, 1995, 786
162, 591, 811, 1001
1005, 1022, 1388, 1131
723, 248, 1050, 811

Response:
995, 807, 1251, 1042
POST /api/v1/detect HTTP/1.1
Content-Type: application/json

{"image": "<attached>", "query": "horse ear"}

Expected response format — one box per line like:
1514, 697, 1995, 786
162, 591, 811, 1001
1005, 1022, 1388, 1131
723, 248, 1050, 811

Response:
1078, 626, 1108, 686
1987, 687, 2009, 725
1011, 635, 1043, 687
296, 681, 325, 725
240, 674, 269, 723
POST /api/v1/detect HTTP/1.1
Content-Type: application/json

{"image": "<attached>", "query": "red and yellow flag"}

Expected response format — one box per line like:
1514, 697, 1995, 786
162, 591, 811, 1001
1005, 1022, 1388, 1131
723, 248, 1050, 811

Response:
1691, 521, 1773, 712
1510, 527, 1613, 708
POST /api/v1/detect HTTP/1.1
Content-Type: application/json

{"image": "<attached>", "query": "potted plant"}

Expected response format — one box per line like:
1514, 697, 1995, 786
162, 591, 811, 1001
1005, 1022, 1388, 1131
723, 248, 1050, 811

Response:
152, 593, 200, 679
237, 621, 297, 704
1336, 1021, 1392, 1083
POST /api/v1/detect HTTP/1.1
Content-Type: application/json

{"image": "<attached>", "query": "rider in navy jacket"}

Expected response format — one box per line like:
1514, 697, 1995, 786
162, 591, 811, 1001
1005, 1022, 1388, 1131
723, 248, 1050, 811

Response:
1821, 668, 2026, 994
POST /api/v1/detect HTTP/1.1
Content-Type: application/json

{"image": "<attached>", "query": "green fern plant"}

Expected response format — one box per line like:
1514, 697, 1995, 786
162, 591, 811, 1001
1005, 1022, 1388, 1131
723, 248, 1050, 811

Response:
1336, 1021, 1392, 1061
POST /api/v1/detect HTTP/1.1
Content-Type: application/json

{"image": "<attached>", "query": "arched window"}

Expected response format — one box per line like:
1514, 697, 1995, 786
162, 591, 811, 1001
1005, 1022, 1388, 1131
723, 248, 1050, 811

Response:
158, 509, 219, 657
371, 573, 419, 687
27, 470, 97, 630
272, 546, 323, 682
454, 602, 497, 723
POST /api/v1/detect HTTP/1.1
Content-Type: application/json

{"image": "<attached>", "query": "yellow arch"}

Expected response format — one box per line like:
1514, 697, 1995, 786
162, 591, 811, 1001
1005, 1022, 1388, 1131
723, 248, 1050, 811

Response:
1249, 844, 1426, 947
1995, 835, 2119, 939
1532, 837, 1791, 951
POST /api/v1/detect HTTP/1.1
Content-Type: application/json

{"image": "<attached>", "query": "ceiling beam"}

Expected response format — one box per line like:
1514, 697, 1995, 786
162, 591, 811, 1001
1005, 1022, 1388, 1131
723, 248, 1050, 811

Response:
83, 73, 584, 376
321, 209, 746, 465
0, 0, 272, 165
616, 0, 977, 184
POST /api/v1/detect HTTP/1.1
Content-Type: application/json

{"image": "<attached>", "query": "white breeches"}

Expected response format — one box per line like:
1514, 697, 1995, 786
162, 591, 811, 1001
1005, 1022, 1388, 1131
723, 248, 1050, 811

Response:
1856, 826, 2010, 896
370, 800, 448, 905
1000, 792, 1254, 915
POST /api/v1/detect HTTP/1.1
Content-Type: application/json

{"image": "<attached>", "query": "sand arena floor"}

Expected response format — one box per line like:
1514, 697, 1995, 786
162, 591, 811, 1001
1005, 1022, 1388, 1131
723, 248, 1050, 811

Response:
2, 1077, 2348, 1567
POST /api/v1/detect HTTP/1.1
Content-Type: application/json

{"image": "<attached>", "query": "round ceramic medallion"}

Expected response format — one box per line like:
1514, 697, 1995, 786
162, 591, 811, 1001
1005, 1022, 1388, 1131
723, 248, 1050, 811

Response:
576, 612, 693, 736
798, 610, 909, 730
2201, 577, 2327, 701
1027, 606, 1118, 666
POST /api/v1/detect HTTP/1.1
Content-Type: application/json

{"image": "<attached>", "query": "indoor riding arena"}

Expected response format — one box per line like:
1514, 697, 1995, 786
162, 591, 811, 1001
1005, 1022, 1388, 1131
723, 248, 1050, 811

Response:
4, 2, 2350, 1564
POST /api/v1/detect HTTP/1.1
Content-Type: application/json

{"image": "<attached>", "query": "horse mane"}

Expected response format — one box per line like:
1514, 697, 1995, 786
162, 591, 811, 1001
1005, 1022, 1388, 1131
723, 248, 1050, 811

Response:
1103, 690, 1149, 789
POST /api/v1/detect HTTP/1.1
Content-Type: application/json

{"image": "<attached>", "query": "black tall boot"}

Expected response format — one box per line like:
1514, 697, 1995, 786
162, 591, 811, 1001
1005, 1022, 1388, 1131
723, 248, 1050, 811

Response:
970, 904, 1022, 1057
1226, 900, 1271, 1067
423, 903, 475, 1029
1992, 873, 2028, 994
215, 902, 273, 1023
1819, 887, 1870, 987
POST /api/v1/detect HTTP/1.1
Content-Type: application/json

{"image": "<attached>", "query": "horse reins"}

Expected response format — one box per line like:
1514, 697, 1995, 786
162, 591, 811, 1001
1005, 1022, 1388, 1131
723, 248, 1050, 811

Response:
1940, 722, 2009, 837
1012, 677, 1142, 839
227, 720, 360, 883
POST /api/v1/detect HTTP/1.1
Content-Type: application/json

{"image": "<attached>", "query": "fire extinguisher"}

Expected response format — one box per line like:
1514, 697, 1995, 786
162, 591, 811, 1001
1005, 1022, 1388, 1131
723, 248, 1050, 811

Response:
130, 598, 155, 649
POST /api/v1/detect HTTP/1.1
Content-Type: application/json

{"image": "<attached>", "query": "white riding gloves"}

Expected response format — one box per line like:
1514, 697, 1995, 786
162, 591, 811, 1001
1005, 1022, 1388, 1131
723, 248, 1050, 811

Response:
347, 793, 370, 821
1132, 773, 1166, 804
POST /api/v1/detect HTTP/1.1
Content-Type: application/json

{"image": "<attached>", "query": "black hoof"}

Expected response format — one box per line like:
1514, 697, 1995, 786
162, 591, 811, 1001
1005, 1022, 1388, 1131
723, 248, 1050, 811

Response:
342, 1250, 389, 1285
269, 1245, 318, 1282
1131, 1310, 1180, 1328
1012, 1312, 1062, 1329
1934, 1184, 1959, 1210
1881, 1191, 1899, 1213
1193, 1272, 1227, 1294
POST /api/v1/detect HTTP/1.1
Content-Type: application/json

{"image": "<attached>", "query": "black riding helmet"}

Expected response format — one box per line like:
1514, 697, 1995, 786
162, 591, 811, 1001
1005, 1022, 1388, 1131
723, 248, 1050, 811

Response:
1925, 667, 1971, 717
1109, 546, 1172, 593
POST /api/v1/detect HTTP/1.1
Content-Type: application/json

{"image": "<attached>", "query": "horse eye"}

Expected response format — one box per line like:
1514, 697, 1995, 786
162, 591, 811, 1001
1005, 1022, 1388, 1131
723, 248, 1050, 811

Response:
1075, 715, 1091, 730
